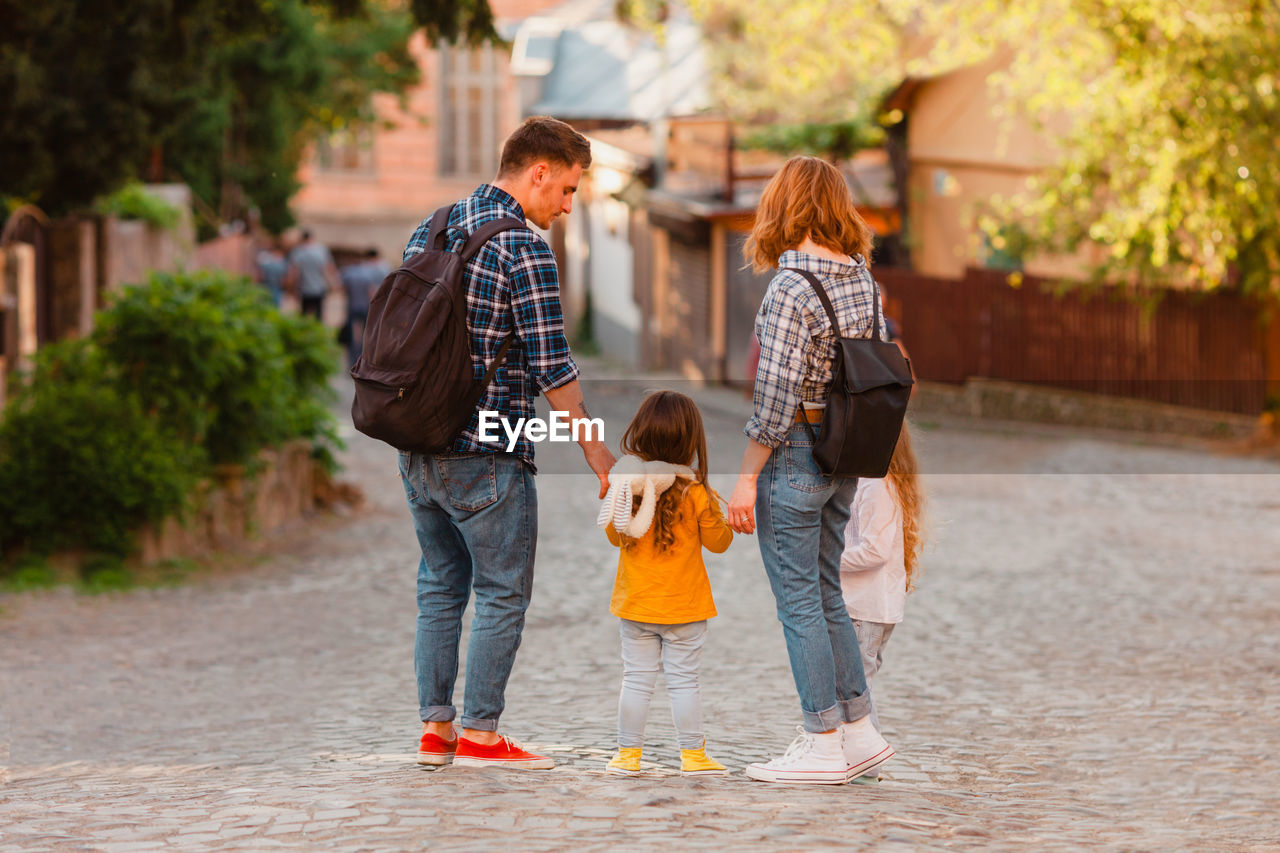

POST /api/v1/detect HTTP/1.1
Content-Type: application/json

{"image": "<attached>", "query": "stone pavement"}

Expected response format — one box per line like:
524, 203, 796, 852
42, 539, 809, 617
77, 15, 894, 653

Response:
3, 366, 1279, 851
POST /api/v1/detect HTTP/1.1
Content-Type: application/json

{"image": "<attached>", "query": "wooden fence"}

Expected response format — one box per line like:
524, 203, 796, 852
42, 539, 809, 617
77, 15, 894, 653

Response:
0, 243, 39, 410
876, 267, 1278, 415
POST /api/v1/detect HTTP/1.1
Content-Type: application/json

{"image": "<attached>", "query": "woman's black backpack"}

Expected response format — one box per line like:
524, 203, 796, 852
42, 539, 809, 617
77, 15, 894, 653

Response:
788, 268, 914, 478
350, 203, 523, 453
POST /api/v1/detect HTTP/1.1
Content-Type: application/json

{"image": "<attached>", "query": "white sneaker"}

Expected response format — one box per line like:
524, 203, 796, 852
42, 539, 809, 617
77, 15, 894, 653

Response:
839, 716, 894, 781
744, 727, 849, 785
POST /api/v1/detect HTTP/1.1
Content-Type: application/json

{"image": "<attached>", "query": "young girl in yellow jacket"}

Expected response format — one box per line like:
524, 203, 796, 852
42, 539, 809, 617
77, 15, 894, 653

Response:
597, 391, 733, 776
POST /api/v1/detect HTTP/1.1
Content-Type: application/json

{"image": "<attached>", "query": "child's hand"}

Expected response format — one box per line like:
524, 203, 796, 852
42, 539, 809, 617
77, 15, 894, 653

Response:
726, 476, 757, 535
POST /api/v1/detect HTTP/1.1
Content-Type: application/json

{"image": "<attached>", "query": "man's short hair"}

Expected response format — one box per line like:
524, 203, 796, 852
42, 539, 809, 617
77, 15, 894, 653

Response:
301, 229, 312, 241
497, 116, 592, 178
365, 247, 379, 259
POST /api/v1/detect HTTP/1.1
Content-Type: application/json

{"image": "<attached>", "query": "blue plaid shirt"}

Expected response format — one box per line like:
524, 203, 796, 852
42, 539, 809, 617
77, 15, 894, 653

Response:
745, 250, 884, 448
403, 184, 579, 465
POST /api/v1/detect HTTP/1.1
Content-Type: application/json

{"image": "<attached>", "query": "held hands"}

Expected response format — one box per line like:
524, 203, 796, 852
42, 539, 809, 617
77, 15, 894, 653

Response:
726, 476, 757, 535
584, 441, 616, 499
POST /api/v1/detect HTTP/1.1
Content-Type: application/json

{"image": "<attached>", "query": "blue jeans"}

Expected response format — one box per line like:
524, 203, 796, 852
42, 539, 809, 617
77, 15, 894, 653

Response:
755, 423, 870, 732
399, 451, 537, 731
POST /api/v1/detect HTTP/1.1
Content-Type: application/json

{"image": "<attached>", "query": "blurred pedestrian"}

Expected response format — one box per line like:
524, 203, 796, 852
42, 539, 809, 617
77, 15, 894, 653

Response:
340, 247, 389, 366
285, 230, 339, 321
255, 237, 287, 308
725, 155, 895, 785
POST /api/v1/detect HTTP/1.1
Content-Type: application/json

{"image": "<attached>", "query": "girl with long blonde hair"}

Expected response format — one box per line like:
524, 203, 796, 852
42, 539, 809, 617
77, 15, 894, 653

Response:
838, 423, 924, 780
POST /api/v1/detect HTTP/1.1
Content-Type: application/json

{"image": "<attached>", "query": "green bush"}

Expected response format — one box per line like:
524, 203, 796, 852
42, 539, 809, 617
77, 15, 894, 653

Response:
0, 340, 201, 557
0, 554, 58, 592
95, 182, 183, 230
78, 554, 135, 593
0, 270, 340, 576
271, 309, 342, 471
94, 269, 339, 467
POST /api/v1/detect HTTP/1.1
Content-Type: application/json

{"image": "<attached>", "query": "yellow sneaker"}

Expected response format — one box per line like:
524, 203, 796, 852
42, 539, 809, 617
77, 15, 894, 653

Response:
606, 747, 643, 776
681, 744, 728, 776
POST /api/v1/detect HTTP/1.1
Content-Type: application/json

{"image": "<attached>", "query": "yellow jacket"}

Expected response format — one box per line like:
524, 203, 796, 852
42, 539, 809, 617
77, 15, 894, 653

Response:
605, 482, 733, 623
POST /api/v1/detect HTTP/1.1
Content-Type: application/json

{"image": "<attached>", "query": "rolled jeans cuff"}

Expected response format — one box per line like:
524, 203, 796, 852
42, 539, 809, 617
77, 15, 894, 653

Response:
422, 705, 457, 723
460, 715, 498, 732
839, 694, 872, 725
803, 703, 848, 733
802, 695, 871, 732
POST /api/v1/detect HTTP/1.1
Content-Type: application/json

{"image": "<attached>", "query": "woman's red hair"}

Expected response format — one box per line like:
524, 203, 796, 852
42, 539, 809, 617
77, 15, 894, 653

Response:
744, 156, 874, 272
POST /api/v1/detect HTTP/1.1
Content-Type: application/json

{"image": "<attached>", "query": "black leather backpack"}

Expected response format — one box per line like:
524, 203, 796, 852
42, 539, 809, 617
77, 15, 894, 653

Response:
350, 203, 523, 453
788, 268, 914, 478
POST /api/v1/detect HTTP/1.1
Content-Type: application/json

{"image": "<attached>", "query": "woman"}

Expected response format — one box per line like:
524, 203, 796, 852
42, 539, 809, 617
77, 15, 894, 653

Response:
726, 156, 895, 785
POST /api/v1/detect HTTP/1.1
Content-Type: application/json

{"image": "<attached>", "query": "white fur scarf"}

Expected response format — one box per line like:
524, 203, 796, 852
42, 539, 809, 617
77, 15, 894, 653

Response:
595, 455, 696, 538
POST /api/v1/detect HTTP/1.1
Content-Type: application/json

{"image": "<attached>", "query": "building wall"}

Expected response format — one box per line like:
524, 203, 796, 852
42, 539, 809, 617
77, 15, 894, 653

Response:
656, 237, 714, 379
586, 197, 640, 364
293, 1, 562, 260
907, 56, 1084, 280
571, 160, 642, 366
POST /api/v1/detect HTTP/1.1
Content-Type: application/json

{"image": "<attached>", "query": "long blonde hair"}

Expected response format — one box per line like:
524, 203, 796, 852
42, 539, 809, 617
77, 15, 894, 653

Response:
618, 391, 710, 553
744, 156, 874, 273
887, 424, 924, 592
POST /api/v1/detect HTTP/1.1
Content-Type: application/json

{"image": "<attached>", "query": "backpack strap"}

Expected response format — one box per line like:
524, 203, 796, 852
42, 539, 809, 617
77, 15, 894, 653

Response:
462, 334, 516, 420
459, 216, 526, 260
785, 268, 883, 341
783, 268, 884, 445
456, 215, 527, 416
427, 202, 525, 259
426, 203, 456, 251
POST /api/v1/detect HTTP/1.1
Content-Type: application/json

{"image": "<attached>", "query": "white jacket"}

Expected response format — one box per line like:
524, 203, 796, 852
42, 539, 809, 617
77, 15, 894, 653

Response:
840, 478, 906, 624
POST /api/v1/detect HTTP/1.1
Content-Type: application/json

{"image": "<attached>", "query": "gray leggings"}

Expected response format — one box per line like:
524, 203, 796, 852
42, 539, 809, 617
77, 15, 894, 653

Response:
851, 619, 896, 731
617, 619, 707, 750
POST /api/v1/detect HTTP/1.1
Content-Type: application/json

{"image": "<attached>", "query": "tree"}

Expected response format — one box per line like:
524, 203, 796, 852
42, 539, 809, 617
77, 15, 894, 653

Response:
0, 0, 231, 216
671, 0, 898, 124
411, 0, 498, 44
673, 0, 1280, 293
979, 1, 1280, 294
673, 0, 985, 263
0, 0, 497, 225
162, 0, 419, 233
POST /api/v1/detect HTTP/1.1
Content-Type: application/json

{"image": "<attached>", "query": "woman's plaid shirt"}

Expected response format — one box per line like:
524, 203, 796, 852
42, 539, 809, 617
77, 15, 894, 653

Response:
745, 250, 885, 448
402, 184, 578, 465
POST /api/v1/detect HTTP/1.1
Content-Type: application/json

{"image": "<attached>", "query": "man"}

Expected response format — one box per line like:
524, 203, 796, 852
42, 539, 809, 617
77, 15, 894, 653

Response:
339, 247, 388, 366
403, 116, 615, 770
285, 229, 339, 320
254, 237, 288, 308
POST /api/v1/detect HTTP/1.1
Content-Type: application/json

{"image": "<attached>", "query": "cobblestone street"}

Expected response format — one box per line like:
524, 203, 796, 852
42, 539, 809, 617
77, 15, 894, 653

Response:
3, 368, 1279, 851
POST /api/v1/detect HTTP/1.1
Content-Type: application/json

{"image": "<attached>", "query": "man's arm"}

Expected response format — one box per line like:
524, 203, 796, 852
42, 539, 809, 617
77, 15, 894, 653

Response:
543, 379, 615, 498
504, 240, 613, 492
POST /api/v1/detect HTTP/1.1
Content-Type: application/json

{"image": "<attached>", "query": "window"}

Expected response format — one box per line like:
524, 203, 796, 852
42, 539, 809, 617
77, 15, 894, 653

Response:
438, 42, 503, 178
315, 126, 375, 174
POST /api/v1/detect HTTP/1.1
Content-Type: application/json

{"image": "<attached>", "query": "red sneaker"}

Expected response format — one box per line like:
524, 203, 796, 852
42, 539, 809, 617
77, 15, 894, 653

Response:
417, 731, 458, 766
452, 735, 555, 770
